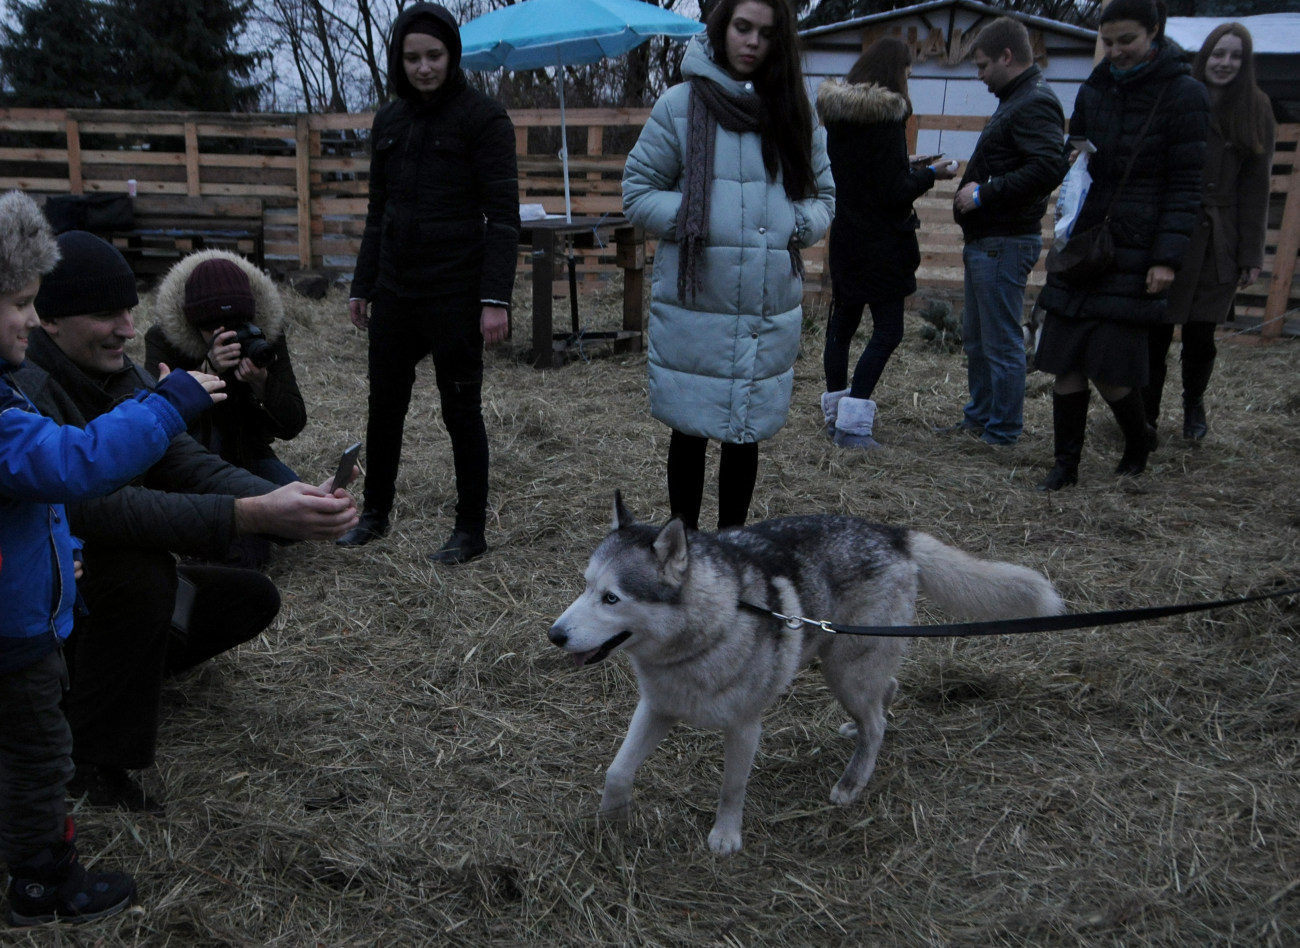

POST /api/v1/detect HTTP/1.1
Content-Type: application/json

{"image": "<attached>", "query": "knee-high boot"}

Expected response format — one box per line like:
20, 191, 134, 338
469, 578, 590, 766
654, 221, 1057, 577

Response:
1037, 390, 1089, 491
1142, 357, 1167, 451
1182, 356, 1214, 441
1106, 389, 1150, 476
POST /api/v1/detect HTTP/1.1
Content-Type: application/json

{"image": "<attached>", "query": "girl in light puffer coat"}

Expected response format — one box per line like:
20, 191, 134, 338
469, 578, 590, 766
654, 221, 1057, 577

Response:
622, 0, 835, 529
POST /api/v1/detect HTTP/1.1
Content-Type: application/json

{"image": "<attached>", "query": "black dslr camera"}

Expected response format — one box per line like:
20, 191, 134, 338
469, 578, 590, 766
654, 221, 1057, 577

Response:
231, 323, 276, 368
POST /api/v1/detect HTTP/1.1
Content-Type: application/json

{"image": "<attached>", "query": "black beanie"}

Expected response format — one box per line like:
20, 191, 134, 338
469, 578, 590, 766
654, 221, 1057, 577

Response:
35, 230, 138, 319
403, 7, 462, 75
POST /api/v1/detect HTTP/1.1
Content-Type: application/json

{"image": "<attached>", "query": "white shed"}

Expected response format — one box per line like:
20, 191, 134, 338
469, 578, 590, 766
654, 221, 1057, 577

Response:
800, 0, 1097, 161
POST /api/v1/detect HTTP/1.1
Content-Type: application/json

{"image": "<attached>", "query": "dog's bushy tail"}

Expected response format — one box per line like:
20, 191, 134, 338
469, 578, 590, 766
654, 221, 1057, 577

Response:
908, 532, 1064, 620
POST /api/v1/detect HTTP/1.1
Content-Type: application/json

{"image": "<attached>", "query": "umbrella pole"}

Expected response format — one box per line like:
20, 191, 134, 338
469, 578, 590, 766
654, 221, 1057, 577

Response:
557, 50, 572, 224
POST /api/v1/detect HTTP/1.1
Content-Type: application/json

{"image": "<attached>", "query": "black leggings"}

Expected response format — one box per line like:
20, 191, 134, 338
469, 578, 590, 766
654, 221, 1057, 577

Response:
667, 430, 758, 531
823, 296, 906, 398
1149, 321, 1217, 370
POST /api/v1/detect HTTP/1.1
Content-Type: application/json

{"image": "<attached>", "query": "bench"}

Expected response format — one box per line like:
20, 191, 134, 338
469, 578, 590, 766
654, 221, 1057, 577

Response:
107, 195, 265, 277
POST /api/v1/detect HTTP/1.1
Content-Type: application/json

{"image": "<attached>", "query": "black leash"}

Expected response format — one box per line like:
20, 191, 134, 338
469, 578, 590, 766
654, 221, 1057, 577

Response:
739, 586, 1300, 638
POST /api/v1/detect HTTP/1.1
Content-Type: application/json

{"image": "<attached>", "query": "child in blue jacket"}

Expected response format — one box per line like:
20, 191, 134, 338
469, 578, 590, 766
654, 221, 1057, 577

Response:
0, 190, 223, 925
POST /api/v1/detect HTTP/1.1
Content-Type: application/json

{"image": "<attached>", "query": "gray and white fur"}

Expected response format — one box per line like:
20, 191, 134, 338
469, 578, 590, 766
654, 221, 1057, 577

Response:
549, 493, 1063, 854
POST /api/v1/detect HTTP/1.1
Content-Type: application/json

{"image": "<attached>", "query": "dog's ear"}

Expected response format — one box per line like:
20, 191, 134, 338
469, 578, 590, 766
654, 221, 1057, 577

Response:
653, 518, 690, 588
612, 490, 636, 532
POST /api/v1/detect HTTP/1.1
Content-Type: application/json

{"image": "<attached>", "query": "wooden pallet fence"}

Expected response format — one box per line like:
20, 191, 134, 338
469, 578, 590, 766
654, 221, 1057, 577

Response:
2, 106, 1296, 333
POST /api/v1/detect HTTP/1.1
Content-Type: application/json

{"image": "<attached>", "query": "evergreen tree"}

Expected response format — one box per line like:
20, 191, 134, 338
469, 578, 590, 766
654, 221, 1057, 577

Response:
104, 0, 261, 111
0, 0, 115, 107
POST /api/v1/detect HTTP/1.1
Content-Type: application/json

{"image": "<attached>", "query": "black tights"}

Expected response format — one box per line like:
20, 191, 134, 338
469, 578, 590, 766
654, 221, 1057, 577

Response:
667, 430, 758, 531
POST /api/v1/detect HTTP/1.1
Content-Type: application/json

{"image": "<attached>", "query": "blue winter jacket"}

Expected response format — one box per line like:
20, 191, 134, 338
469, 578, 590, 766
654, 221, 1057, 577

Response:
0, 360, 208, 674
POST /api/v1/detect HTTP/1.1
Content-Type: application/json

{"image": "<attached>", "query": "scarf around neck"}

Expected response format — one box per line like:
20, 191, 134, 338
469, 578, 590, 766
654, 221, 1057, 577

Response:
676, 77, 763, 302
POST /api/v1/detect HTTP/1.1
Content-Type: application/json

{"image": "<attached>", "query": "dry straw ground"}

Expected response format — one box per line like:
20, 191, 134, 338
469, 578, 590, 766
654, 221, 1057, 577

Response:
16, 282, 1297, 947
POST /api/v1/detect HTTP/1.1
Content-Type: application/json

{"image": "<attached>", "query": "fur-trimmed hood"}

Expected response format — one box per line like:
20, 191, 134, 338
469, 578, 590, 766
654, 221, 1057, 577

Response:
0, 190, 60, 296
815, 80, 909, 127
150, 250, 286, 360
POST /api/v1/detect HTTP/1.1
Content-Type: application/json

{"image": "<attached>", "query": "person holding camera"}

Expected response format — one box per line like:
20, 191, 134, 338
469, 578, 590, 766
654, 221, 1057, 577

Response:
18, 231, 356, 813
145, 251, 306, 488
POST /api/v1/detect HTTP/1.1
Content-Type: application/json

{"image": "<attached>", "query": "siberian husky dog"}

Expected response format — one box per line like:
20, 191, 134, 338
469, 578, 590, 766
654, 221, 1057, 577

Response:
549, 494, 1063, 854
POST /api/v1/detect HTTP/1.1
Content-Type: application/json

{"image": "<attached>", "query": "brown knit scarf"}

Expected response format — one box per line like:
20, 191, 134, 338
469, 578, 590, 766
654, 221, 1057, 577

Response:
676, 77, 763, 302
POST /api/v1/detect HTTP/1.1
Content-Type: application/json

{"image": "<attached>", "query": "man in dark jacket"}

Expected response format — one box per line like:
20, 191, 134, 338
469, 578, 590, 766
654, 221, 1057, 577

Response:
18, 232, 358, 813
950, 17, 1068, 446
338, 2, 520, 564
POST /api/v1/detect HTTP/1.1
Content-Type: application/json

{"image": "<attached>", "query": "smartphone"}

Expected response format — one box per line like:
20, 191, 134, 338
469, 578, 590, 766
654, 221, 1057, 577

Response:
332, 441, 362, 490
910, 153, 944, 165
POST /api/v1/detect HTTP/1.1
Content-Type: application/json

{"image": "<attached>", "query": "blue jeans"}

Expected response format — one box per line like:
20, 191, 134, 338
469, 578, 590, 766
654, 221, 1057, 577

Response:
246, 455, 299, 487
961, 235, 1041, 444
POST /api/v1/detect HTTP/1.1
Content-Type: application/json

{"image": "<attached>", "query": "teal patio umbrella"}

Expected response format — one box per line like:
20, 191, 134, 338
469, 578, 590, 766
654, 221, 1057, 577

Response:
460, 0, 704, 221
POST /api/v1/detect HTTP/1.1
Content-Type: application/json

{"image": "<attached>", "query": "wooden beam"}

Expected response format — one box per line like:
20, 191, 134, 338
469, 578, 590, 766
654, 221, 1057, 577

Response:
184, 122, 200, 196
296, 115, 312, 268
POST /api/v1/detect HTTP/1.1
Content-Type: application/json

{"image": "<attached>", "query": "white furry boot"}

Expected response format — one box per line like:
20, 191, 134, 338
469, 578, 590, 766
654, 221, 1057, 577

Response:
821, 389, 849, 439
833, 396, 882, 450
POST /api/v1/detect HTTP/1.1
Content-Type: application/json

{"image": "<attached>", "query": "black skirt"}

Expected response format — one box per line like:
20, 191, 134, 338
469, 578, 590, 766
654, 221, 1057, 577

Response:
1034, 311, 1150, 387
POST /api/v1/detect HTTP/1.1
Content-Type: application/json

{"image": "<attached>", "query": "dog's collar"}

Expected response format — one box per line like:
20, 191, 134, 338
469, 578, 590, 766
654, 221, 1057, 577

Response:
737, 599, 831, 632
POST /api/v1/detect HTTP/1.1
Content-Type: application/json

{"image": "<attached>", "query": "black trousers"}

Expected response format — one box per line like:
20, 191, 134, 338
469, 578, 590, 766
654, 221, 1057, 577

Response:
363, 292, 488, 532
63, 547, 279, 770
0, 650, 74, 867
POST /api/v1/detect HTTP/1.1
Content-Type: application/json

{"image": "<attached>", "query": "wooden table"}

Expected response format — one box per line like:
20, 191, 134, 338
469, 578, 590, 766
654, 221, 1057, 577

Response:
518, 214, 645, 369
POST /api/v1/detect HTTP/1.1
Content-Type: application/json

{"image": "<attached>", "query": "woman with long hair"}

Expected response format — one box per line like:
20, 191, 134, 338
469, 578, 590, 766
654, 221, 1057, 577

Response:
622, 0, 835, 529
816, 37, 956, 448
1034, 0, 1208, 490
1144, 22, 1275, 444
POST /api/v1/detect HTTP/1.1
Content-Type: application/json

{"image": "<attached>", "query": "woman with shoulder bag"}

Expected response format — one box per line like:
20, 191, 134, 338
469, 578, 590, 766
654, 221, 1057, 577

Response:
1034, 0, 1208, 491
1144, 23, 1275, 445
816, 37, 956, 449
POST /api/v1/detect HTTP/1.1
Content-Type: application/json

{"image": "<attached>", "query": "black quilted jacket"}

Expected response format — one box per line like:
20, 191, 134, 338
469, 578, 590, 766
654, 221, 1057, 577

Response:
349, 4, 520, 304
1038, 40, 1209, 324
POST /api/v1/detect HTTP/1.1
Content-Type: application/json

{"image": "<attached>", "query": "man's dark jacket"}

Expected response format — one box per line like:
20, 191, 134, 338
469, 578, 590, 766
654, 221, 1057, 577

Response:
17, 328, 278, 563
350, 2, 520, 304
955, 64, 1068, 240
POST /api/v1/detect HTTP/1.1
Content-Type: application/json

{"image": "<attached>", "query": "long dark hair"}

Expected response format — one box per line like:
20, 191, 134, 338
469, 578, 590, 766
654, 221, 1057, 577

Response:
1193, 22, 1272, 155
845, 36, 913, 112
706, 0, 816, 200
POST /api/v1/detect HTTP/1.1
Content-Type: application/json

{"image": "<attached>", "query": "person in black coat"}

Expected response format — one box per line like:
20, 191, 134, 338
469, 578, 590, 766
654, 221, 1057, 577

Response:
816, 37, 956, 449
1034, 0, 1208, 490
338, 2, 520, 564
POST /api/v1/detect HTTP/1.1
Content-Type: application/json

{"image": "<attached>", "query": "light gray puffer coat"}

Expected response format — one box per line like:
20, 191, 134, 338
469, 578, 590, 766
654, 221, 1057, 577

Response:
622, 36, 835, 444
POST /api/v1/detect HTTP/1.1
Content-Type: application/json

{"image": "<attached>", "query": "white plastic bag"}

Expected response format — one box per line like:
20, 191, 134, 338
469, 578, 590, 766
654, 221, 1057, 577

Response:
1053, 144, 1095, 242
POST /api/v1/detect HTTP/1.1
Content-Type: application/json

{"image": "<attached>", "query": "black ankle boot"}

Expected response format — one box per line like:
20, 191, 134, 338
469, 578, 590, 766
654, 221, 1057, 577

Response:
336, 509, 389, 547
6, 821, 135, 926
1037, 390, 1089, 491
1106, 389, 1150, 476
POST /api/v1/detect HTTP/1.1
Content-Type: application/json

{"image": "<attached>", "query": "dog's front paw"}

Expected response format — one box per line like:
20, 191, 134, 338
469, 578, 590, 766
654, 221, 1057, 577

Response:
707, 825, 743, 854
829, 779, 866, 806
838, 720, 858, 739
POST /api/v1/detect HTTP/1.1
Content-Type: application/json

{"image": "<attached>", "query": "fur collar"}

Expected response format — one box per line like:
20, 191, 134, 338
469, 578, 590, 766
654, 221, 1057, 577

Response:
149, 250, 286, 361
815, 79, 909, 127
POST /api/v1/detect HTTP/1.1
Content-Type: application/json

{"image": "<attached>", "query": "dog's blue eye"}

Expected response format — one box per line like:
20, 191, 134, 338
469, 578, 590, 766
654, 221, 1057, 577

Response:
603, 592, 620, 605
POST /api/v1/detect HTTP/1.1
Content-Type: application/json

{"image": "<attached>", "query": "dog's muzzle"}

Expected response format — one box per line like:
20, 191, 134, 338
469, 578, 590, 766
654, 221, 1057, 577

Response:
547, 627, 631, 667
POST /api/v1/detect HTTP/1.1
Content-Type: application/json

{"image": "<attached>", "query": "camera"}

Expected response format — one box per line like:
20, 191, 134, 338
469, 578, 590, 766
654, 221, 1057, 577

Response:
231, 323, 277, 368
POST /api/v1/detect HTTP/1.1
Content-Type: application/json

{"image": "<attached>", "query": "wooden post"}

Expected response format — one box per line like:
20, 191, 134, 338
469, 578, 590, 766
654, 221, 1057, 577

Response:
615, 224, 644, 354
296, 115, 312, 268
530, 227, 558, 368
65, 119, 82, 193
1263, 126, 1300, 339
184, 121, 200, 196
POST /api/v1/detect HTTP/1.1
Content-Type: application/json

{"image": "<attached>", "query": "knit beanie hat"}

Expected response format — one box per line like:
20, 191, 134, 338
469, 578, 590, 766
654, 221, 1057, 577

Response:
0, 190, 61, 296
183, 258, 256, 329
35, 230, 138, 318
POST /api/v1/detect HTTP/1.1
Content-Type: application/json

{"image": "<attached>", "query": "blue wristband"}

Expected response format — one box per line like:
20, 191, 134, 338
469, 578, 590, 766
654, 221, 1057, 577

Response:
972, 185, 982, 208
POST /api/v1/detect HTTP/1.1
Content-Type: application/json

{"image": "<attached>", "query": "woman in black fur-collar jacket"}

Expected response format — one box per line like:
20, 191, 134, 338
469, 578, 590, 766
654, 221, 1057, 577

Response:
815, 38, 955, 449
